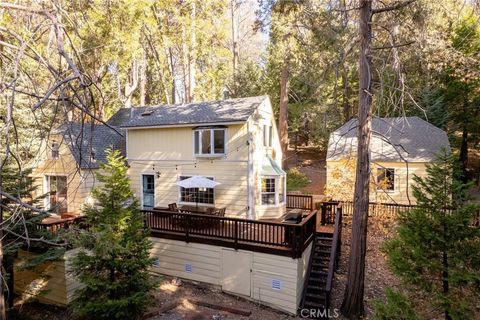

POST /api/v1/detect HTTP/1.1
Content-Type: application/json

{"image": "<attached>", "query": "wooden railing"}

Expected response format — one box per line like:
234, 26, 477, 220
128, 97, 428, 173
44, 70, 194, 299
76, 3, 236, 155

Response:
286, 194, 314, 211
143, 209, 317, 258
325, 206, 343, 311
37, 215, 88, 235
336, 200, 415, 218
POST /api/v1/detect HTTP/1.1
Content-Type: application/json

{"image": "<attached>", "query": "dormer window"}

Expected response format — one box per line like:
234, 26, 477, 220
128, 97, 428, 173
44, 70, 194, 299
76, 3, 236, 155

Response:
51, 141, 59, 159
193, 127, 226, 157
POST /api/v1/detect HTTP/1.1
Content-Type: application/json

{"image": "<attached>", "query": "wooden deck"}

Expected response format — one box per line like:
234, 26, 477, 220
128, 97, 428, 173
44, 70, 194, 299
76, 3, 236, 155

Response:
144, 208, 318, 258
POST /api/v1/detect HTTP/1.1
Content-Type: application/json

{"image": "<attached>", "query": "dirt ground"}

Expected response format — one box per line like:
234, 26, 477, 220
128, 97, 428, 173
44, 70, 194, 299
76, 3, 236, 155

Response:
286, 147, 327, 195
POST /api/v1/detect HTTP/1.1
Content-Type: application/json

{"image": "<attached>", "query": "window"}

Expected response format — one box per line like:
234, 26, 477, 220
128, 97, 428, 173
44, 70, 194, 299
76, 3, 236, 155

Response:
142, 175, 155, 208
261, 178, 276, 205
377, 168, 395, 191
261, 176, 286, 206
263, 125, 273, 147
194, 128, 226, 156
278, 176, 285, 203
46, 175, 67, 213
179, 176, 215, 204
51, 141, 59, 159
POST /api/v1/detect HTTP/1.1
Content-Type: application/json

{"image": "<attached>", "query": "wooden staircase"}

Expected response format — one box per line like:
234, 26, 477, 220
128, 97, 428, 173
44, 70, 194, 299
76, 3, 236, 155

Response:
301, 232, 333, 312
300, 206, 343, 318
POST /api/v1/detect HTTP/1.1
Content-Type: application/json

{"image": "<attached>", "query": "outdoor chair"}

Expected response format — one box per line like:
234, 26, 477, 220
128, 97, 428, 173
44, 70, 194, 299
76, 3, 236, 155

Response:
168, 203, 179, 212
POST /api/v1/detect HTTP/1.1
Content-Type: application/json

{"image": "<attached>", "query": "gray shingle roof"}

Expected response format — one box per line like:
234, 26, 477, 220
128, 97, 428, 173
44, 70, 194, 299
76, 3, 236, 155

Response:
327, 116, 451, 162
56, 123, 126, 169
107, 96, 267, 128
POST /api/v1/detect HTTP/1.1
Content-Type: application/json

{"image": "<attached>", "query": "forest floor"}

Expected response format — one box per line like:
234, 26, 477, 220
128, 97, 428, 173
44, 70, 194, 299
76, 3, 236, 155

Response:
286, 146, 327, 196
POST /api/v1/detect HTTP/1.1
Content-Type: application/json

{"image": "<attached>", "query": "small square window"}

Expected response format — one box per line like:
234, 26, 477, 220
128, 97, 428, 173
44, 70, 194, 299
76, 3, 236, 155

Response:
377, 168, 395, 191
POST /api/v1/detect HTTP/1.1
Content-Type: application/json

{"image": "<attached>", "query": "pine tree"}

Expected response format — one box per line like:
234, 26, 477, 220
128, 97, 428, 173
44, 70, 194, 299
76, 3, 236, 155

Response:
377, 150, 480, 320
71, 149, 156, 320
1, 165, 64, 310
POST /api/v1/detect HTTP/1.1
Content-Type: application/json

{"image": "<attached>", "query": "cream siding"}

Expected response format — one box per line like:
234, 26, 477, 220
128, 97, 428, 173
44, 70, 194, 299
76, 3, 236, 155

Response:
149, 237, 311, 315
326, 160, 428, 204
31, 136, 97, 214
248, 97, 286, 219
14, 249, 81, 306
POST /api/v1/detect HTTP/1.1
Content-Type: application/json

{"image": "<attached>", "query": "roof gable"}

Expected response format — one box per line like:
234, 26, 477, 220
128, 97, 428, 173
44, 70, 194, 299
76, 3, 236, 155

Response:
327, 116, 450, 162
107, 96, 267, 128
56, 123, 126, 169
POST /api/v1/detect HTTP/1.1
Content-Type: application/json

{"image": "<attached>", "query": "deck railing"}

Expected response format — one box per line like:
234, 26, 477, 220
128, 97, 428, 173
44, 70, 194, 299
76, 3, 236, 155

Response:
286, 194, 314, 211
143, 209, 317, 258
325, 206, 343, 311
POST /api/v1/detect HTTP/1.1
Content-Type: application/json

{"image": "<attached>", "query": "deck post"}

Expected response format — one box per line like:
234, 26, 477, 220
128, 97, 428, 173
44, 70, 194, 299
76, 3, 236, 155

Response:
321, 202, 326, 225
234, 220, 238, 250
185, 215, 190, 243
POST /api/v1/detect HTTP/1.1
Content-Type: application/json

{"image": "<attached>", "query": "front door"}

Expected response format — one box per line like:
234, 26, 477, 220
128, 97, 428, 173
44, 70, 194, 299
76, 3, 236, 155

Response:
142, 175, 155, 208
47, 175, 68, 214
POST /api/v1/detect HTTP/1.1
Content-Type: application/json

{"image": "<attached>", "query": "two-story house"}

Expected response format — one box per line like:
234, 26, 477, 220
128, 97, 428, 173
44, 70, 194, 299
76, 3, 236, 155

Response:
33, 96, 286, 220
108, 95, 286, 220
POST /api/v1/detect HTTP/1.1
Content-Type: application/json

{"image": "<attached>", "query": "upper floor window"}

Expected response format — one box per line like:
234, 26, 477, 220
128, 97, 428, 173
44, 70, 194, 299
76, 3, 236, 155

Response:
51, 142, 59, 160
377, 168, 395, 191
263, 125, 273, 147
194, 128, 226, 156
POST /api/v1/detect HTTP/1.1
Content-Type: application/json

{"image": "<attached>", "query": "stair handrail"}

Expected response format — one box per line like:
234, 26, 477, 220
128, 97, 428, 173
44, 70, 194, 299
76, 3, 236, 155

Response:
325, 206, 343, 308
299, 233, 316, 310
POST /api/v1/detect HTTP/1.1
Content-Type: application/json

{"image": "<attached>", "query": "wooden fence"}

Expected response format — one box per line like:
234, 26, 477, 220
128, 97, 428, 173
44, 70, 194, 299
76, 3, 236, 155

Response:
143, 209, 317, 258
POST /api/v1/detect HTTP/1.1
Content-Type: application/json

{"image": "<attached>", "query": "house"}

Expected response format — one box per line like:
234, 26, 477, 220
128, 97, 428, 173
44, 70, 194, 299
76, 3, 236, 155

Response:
25, 96, 348, 315
325, 116, 451, 204
31, 123, 125, 215
32, 96, 286, 219
108, 95, 286, 219
26, 96, 325, 315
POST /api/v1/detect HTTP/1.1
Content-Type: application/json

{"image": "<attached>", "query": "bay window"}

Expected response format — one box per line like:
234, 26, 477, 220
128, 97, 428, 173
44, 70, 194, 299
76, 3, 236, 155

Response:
261, 175, 286, 206
194, 128, 226, 156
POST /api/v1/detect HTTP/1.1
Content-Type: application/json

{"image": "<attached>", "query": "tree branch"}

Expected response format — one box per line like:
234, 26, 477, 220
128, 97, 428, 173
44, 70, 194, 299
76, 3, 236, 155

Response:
372, 0, 416, 15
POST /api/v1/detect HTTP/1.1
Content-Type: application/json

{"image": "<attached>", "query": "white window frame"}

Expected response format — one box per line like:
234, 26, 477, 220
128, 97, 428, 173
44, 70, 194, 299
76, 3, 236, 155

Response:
193, 128, 227, 157
141, 174, 156, 209
260, 175, 286, 207
178, 175, 216, 206
44, 174, 69, 211
376, 167, 395, 192
263, 124, 273, 148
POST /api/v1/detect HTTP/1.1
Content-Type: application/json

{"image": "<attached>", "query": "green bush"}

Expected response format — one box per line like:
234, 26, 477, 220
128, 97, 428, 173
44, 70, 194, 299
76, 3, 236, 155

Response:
286, 168, 310, 192
372, 288, 420, 320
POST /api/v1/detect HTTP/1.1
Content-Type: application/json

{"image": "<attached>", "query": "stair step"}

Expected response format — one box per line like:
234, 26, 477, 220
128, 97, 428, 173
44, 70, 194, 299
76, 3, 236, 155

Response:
306, 292, 326, 300
307, 285, 326, 291
312, 261, 329, 268
310, 270, 328, 277
303, 302, 326, 309
316, 237, 333, 242
314, 249, 332, 255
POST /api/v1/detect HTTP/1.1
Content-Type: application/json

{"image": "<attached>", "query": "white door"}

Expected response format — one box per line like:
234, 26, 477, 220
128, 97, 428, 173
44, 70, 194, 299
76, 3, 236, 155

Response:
221, 249, 252, 297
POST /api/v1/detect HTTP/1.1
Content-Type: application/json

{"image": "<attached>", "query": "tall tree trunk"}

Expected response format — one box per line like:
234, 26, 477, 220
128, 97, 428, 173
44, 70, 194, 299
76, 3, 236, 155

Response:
279, 52, 290, 169
231, 0, 239, 95
459, 120, 468, 182
341, 1, 373, 318
168, 47, 176, 104
341, 61, 351, 122
139, 48, 147, 106
187, 1, 196, 103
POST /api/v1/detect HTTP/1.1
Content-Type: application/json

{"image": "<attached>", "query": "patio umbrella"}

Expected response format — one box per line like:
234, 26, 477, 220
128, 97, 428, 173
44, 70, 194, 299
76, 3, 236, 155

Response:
175, 176, 220, 210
